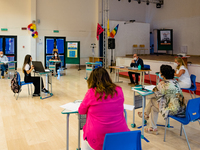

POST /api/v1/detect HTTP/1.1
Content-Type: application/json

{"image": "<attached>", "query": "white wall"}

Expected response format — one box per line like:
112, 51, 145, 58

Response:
36, 0, 99, 65
109, 0, 146, 22
107, 20, 150, 65
0, 0, 32, 69
145, 0, 200, 55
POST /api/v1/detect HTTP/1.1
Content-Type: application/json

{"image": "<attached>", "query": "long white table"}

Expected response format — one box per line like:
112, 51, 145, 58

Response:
109, 66, 151, 85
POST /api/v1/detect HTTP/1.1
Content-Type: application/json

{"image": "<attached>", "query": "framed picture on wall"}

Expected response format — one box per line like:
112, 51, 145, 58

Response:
157, 29, 173, 53
160, 30, 171, 45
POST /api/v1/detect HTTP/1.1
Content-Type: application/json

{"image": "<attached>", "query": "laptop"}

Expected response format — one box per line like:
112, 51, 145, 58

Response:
32, 61, 50, 73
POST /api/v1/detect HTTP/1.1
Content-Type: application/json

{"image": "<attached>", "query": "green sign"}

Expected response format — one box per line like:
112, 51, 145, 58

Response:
1, 28, 8, 31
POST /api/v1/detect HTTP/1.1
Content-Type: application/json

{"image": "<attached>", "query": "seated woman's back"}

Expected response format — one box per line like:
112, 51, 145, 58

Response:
78, 67, 129, 150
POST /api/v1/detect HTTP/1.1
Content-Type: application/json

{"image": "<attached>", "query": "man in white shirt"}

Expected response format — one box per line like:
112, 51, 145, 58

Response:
0, 51, 8, 78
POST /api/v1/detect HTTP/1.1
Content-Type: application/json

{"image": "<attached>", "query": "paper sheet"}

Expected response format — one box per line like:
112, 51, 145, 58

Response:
144, 85, 156, 91
60, 100, 83, 112
124, 104, 134, 111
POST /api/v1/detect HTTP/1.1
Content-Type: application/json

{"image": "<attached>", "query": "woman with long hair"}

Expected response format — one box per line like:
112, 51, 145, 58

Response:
138, 65, 185, 134
174, 57, 191, 88
22, 54, 49, 97
78, 67, 129, 150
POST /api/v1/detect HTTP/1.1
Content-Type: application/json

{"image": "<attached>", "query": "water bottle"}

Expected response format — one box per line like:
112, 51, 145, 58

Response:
138, 64, 141, 70
57, 69, 60, 79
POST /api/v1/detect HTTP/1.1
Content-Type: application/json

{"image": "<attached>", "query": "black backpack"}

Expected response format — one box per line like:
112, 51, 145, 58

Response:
11, 72, 21, 93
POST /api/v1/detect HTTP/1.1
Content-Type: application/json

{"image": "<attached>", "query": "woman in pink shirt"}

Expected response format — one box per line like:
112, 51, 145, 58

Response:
78, 67, 130, 150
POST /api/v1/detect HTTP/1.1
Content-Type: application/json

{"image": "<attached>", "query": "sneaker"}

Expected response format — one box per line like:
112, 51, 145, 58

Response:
42, 88, 49, 93
1, 76, 5, 79
33, 93, 40, 97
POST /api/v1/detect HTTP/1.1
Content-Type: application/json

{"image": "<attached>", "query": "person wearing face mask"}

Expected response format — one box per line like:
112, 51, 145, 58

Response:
138, 65, 185, 134
128, 54, 144, 85
0, 51, 8, 79
49, 51, 61, 76
174, 57, 191, 88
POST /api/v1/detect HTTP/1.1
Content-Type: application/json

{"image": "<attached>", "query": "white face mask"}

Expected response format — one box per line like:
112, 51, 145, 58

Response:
0, 54, 3, 57
133, 57, 137, 61
55, 54, 57, 57
174, 63, 178, 68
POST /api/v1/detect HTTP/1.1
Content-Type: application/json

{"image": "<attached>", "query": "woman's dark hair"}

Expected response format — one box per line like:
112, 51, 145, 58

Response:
87, 67, 118, 101
160, 65, 175, 79
22, 55, 31, 73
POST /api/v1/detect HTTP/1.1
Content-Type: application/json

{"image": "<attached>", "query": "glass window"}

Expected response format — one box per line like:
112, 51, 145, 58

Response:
56, 39, 64, 54
5, 38, 15, 54
7, 56, 14, 66
46, 39, 54, 54
0, 38, 3, 51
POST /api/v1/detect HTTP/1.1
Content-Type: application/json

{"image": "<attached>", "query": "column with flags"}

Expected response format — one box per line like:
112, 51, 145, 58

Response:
96, 23, 104, 40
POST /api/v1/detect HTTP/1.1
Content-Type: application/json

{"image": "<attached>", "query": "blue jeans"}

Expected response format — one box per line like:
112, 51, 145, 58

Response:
1, 64, 8, 76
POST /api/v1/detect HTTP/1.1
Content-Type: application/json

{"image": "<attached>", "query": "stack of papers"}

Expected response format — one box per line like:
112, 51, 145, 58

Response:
144, 85, 156, 91
60, 100, 135, 112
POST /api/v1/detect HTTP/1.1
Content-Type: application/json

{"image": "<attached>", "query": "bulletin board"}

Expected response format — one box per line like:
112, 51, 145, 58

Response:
65, 41, 81, 70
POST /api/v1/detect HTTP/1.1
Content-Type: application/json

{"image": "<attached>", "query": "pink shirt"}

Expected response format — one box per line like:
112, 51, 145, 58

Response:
78, 86, 130, 150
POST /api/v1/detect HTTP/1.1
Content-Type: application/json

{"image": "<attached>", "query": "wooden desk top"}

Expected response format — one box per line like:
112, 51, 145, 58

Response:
109, 66, 151, 73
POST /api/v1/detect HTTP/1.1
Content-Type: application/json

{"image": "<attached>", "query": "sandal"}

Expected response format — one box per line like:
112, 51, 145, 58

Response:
144, 127, 158, 135
138, 112, 149, 120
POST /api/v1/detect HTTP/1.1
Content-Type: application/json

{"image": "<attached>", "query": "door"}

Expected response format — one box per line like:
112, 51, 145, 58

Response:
44, 37, 66, 68
0, 36, 17, 68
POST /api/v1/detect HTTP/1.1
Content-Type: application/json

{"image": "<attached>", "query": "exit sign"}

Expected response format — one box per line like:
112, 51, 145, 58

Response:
1, 28, 8, 31
53, 30, 59, 33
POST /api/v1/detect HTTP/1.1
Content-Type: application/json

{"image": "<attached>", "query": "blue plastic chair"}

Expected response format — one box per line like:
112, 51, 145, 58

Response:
164, 97, 200, 150
143, 64, 152, 84
181, 74, 197, 99
15, 72, 33, 100
103, 130, 142, 150
94, 61, 102, 69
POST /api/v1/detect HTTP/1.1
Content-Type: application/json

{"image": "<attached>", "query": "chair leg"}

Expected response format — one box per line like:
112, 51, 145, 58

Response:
180, 123, 182, 136
182, 125, 191, 150
164, 118, 168, 142
189, 91, 193, 99
192, 91, 196, 98
31, 84, 33, 98
28, 84, 30, 95
16, 93, 19, 100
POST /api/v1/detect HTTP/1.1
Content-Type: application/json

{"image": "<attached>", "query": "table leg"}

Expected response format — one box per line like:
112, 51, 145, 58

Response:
66, 114, 69, 150
40, 76, 42, 99
140, 72, 142, 85
142, 72, 145, 86
114, 69, 117, 82
131, 91, 136, 128
78, 115, 80, 150
141, 96, 145, 139
51, 73, 52, 93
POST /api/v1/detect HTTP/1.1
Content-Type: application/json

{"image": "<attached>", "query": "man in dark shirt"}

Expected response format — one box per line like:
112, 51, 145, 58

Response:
128, 54, 144, 85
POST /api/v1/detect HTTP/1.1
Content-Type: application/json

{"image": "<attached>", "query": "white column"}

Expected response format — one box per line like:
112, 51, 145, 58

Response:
30, 0, 37, 60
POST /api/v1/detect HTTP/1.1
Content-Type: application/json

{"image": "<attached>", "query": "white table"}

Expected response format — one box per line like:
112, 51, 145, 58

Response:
132, 86, 154, 142
61, 101, 132, 150
109, 66, 151, 85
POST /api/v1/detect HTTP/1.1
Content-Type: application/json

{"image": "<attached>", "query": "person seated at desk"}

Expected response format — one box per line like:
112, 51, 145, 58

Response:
49, 51, 61, 76
78, 67, 130, 150
128, 54, 144, 85
138, 65, 186, 134
0, 51, 8, 78
22, 54, 49, 97
174, 57, 191, 88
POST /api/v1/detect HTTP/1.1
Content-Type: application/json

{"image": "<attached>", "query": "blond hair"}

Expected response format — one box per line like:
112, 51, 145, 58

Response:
175, 57, 187, 70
